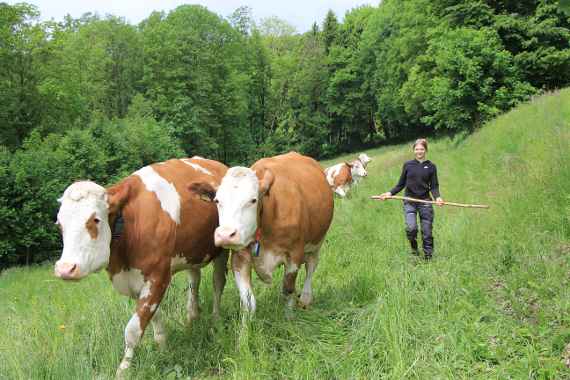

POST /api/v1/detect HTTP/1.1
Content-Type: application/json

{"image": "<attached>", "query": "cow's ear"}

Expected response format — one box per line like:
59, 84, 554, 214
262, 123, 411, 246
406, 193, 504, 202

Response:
345, 161, 353, 168
188, 181, 217, 202
107, 182, 130, 214
256, 168, 275, 197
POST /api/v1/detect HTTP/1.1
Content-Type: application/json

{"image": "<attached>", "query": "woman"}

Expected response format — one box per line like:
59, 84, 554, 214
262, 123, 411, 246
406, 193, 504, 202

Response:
378, 139, 443, 260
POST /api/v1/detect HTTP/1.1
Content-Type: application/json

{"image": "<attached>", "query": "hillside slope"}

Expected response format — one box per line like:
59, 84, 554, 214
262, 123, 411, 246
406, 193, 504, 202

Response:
1, 90, 569, 379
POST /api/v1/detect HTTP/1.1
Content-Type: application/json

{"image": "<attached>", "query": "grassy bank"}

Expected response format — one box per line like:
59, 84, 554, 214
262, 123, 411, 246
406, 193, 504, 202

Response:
1, 89, 569, 379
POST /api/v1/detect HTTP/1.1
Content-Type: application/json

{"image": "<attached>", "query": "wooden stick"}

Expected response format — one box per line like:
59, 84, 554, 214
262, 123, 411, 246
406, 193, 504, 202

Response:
370, 195, 490, 209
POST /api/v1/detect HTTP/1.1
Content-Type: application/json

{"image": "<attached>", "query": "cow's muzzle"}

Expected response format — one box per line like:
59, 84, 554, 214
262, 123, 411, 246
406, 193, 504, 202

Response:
54, 261, 81, 280
214, 226, 241, 248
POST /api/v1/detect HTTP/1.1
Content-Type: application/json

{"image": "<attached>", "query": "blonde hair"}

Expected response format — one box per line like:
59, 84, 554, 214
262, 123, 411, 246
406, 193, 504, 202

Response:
413, 138, 428, 151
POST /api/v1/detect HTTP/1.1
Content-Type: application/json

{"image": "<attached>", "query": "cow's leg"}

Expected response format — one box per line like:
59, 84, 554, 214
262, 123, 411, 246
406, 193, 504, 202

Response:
187, 268, 201, 322
117, 274, 170, 377
151, 307, 166, 349
232, 249, 255, 313
212, 250, 228, 318
283, 258, 302, 309
299, 251, 320, 307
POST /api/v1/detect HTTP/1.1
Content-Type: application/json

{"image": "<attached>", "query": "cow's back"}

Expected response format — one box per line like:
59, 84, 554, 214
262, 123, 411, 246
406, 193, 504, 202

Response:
153, 158, 228, 264
110, 157, 228, 272
252, 152, 333, 245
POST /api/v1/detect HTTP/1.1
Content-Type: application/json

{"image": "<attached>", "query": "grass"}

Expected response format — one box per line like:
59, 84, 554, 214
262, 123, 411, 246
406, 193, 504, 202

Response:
1, 89, 569, 379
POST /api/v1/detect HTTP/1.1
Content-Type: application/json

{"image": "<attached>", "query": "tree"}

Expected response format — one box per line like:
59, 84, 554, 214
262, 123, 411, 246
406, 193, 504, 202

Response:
322, 10, 339, 55
401, 27, 535, 131
325, 6, 379, 151
245, 29, 272, 149
141, 5, 251, 164
38, 14, 143, 134
284, 28, 329, 156
229, 6, 253, 36
361, 0, 437, 139
0, 3, 45, 148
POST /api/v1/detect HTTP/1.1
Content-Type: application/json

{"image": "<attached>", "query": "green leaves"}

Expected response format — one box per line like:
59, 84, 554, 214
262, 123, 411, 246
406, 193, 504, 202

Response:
141, 5, 251, 163
402, 27, 536, 131
0, 117, 183, 267
558, 0, 570, 16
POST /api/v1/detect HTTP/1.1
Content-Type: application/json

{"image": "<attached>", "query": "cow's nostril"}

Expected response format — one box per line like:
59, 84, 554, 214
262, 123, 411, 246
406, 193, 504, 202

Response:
229, 231, 236, 238
70, 263, 77, 273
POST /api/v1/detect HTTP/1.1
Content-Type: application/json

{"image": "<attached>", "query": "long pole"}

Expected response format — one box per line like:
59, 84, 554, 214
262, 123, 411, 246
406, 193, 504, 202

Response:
370, 195, 490, 209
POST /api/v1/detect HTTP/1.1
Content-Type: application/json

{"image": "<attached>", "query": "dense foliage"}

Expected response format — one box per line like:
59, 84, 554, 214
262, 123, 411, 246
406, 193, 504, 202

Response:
0, 1, 569, 266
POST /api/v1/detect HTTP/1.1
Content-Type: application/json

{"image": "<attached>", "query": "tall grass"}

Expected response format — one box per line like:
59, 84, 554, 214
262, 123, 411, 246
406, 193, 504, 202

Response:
1, 89, 569, 379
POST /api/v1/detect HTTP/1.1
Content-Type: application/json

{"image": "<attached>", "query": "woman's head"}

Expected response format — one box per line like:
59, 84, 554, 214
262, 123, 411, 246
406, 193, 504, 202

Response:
413, 138, 428, 160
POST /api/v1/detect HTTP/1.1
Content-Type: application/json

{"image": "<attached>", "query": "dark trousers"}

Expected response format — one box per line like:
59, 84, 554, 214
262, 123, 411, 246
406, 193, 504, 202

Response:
403, 202, 434, 256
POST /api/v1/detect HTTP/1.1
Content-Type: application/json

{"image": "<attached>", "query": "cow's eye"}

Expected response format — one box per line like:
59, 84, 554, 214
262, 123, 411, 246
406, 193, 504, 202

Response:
93, 218, 100, 224
250, 199, 257, 205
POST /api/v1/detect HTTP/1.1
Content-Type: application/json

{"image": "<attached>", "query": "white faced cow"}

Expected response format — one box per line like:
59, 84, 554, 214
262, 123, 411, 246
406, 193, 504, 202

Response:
189, 152, 334, 312
324, 159, 367, 197
54, 157, 228, 376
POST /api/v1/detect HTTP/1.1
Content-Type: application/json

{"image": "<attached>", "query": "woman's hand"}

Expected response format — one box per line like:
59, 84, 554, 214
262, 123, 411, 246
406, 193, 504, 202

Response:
379, 192, 392, 200
436, 197, 444, 207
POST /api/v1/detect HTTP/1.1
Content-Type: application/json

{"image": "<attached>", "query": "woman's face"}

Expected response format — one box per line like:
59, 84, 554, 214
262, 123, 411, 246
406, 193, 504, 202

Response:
414, 144, 426, 160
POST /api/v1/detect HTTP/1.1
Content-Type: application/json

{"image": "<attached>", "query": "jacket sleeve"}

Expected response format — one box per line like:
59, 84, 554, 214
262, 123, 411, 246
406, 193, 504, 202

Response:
430, 164, 441, 199
389, 163, 407, 195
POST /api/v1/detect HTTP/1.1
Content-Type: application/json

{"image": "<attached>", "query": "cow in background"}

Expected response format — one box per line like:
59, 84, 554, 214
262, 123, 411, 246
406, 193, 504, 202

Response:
54, 157, 228, 376
324, 159, 367, 197
189, 152, 334, 312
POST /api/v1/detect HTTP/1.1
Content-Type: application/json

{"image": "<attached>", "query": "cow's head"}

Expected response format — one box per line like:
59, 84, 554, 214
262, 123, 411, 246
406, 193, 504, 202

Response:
358, 153, 372, 167
189, 166, 274, 250
54, 181, 128, 280
349, 160, 367, 179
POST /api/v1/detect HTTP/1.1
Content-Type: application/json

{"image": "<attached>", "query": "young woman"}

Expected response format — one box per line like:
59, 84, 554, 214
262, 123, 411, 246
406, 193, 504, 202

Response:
378, 139, 443, 260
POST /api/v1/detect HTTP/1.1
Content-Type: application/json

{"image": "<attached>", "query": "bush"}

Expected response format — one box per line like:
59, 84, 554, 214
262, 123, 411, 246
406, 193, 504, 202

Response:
0, 117, 184, 268
0, 146, 16, 264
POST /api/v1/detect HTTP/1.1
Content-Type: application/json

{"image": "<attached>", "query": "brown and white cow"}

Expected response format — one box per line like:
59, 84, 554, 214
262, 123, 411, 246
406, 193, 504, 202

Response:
54, 157, 228, 376
189, 152, 334, 311
324, 159, 367, 197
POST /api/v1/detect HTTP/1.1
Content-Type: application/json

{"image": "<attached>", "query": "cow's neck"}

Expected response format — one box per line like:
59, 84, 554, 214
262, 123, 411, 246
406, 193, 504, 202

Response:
108, 205, 131, 275
256, 196, 265, 237
111, 211, 124, 240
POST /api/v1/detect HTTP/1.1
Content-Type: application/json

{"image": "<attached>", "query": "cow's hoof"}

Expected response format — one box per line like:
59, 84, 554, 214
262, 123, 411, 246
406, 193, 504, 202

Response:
284, 308, 295, 320
154, 334, 167, 350
298, 293, 312, 308
116, 362, 130, 379
187, 310, 200, 324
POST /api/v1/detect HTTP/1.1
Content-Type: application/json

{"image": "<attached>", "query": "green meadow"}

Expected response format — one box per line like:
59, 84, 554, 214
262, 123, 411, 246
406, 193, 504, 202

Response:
0, 89, 568, 379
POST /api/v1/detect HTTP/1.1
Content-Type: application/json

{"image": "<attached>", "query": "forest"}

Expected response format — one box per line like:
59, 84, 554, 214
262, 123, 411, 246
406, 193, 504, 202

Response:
0, 0, 569, 267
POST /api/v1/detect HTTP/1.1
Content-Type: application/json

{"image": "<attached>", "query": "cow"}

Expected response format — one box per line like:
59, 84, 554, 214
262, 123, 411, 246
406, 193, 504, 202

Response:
54, 157, 228, 376
324, 159, 367, 197
189, 152, 334, 312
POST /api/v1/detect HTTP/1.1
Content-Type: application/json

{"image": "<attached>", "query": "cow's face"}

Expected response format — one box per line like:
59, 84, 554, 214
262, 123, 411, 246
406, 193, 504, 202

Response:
358, 153, 372, 167
350, 160, 367, 179
54, 181, 112, 280
212, 167, 273, 250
